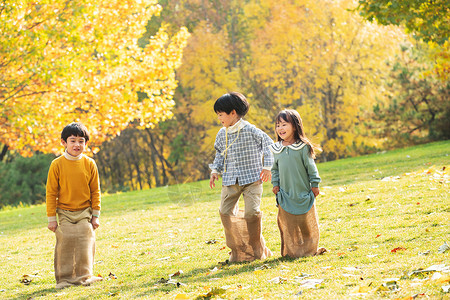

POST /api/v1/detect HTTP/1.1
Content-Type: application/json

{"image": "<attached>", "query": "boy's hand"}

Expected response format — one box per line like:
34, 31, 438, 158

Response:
48, 221, 58, 232
210, 173, 219, 189
91, 216, 100, 230
312, 187, 320, 197
260, 169, 271, 182
272, 186, 280, 195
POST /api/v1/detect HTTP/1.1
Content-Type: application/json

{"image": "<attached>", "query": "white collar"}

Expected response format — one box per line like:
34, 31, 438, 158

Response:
269, 141, 306, 154
225, 119, 249, 133
63, 149, 83, 161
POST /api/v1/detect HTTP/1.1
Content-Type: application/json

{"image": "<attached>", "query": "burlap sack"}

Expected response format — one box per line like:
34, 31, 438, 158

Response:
220, 210, 272, 262
54, 207, 98, 288
277, 204, 319, 258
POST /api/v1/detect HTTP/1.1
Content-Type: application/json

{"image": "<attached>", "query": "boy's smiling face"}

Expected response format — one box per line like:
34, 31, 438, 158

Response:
217, 110, 239, 127
61, 135, 87, 157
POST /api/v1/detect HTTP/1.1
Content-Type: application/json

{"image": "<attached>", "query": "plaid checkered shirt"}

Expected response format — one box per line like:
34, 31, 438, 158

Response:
209, 120, 274, 186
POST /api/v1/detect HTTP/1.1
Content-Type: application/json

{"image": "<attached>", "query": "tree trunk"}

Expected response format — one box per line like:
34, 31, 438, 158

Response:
0, 144, 8, 162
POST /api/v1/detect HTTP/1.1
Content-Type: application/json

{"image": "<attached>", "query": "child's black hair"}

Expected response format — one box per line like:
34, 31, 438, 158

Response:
61, 122, 90, 142
214, 92, 249, 117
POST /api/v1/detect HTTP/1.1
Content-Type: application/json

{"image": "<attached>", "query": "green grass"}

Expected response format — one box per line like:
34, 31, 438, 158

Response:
0, 140, 449, 299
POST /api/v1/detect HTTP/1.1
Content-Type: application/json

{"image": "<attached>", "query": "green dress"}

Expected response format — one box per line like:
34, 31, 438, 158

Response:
269, 141, 321, 215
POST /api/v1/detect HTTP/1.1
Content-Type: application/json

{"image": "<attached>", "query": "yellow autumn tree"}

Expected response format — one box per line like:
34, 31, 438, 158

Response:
177, 21, 241, 154
248, 0, 405, 160
0, 0, 189, 156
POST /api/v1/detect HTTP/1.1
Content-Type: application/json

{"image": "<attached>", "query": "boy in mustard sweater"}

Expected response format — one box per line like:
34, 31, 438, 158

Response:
46, 122, 102, 289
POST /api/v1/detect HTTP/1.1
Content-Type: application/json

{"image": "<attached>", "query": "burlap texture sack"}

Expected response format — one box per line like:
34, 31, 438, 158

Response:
54, 207, 96, 288
277, 204, 319, 258
220, 210, 272, 262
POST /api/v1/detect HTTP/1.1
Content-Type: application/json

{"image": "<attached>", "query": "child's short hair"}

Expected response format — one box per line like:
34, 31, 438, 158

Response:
61, 122, 90, 142
214, 92, 249, 117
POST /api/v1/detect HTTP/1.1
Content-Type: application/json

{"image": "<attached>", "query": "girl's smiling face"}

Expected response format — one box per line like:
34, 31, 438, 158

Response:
276, 119, 296, 142
61, 135, 87, 157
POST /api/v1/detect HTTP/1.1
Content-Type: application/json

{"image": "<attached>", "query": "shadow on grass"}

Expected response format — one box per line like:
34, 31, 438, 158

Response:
10, 287, 58, 300
128, 255, 318, 298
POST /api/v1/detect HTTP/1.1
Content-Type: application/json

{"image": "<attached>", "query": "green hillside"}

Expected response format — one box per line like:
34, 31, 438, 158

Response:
0, 141, 449, 299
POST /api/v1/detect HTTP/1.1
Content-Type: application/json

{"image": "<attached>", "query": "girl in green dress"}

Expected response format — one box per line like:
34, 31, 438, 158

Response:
269, 109, 323, 258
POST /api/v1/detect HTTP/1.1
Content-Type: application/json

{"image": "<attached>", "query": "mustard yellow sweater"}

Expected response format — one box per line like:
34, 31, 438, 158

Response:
46, 152, 101, 222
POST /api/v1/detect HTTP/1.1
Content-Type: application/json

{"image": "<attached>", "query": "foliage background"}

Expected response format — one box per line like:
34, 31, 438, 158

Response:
0, 0, 448, 206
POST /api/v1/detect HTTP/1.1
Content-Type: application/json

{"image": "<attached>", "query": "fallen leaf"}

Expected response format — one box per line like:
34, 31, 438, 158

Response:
196, 287, 226, 299
316, 247, 327, 255
348, 246, 358, 252
218, 259, 229, 265
20, 276, 32, 285
418, 250, 431, 256
408, 264, 450, 277
351, 285, 370, 294
205, 239, 217, 244
391, 247, 406, 253
170, 270, 183, 278
294, 273, 312, 280
174, 293, 190, 299
443, 285, 450, 293
108, 272, 117, 279
376, 280, 400, 292
157, 277, 169, 284
156, 256, 171, 261
438, 242, 450, 253
19, 273, 39, 285
268, 277, 287, 284
376, 234, 381, 238
436, 275, 450, 284
255, 264, 271, 271
299, 279, 324, 289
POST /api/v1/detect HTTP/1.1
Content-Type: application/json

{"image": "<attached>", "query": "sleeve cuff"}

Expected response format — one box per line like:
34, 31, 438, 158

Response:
48, 216, 57, 223
262, 166, 271, 171
92, 210, 100, 218
211, 169, 219, 175
311, 182, 320, 188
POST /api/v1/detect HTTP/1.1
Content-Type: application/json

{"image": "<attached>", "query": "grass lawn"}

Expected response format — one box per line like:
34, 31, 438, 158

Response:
0, 140, 449, 299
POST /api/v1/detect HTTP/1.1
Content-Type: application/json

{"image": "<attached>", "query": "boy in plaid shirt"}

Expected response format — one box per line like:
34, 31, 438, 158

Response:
209, 92, 273, 262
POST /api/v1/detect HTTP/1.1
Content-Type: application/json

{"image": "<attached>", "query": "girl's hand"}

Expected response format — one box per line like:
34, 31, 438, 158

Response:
91, 216, 100, 230
312, 187, 320, 197
210, 173, 219, 189
260, 169, 272, 182
273, 186, 280, 195
48, 221, 58, 232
